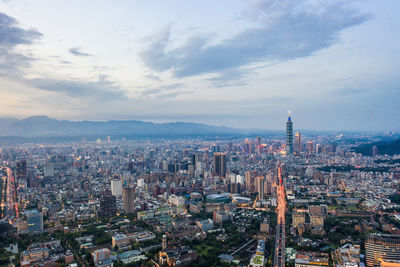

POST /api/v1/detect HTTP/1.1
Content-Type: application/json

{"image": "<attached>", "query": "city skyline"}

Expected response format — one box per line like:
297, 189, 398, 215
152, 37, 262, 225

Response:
0, 0, 399, 131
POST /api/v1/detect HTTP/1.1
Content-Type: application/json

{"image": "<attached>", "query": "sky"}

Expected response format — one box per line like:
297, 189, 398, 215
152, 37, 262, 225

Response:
0, 0, 399, 131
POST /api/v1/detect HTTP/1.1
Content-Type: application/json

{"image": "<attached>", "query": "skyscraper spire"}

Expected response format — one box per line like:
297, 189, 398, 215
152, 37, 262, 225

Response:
286, 112, 293, 154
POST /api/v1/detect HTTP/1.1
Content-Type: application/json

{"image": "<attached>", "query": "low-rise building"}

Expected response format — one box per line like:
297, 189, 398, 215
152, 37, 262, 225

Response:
295, 252, 329, 267
92, 248, 111, 264
196, 219, 213, 231
332, 244, 361, 267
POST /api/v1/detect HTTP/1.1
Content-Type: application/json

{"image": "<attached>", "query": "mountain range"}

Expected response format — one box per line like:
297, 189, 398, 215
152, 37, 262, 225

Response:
0, 116, 278, 142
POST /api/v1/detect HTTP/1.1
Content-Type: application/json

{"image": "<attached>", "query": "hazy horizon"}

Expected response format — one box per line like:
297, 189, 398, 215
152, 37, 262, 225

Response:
0, 0, 399, 132
0, 114, 396, 134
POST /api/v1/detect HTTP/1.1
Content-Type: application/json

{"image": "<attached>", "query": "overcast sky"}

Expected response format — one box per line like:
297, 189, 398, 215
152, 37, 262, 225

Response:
0, 0, 399, 131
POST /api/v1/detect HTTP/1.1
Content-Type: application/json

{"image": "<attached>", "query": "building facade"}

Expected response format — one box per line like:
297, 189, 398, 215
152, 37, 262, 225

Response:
366, 234, 400, 267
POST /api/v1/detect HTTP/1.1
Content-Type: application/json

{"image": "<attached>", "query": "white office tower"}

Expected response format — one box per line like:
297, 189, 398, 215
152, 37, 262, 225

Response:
137, 178, 145, 188
111, 179, 122, 197
237, 175, 244, 185
230, 174, 245, 185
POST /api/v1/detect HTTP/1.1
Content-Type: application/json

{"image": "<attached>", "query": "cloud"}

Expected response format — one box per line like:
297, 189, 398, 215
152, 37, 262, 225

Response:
332, 87, 366, 96
207, 69, 250, 88
0, 12, 42, 77
156, 90, 193, 99
26, 74, 125, 99
145, 74, 162, 81
140, 1, 371, 78
140, 83, 186, 98
0, 12, 124, 101
0, 12, 42, 48
69, 47, 92, 57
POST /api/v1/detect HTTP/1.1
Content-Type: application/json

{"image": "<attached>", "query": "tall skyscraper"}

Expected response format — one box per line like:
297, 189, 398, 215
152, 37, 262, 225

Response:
315, 143, 322, 154
372, 145, 379, 156
366, 234, 400, 267
244, 138, 251, 154
307, 141, 314, 154
111, 179, 122, 197
245, 171, 253, 192
191, 153, 201, 171
123, 186, 135, 214
99, 189, 117, 218
286, 112, 293, 155
255, 176, 265, 200
16, 160, 27, 180
295, 132, 301, 155
256, 136, 261, 146
213, 153, 227, 177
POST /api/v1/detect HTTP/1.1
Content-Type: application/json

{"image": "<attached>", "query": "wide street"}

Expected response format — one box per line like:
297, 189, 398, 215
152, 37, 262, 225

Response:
274, 167, 286, 267
0, 167, 18, 221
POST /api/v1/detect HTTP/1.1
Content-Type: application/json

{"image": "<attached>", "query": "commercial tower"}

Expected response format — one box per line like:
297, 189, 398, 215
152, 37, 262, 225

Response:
294, 132, 301, 155
111, 179, 122, 197
99, 189, 117, 217
307, 141, 314, 154
286, 112, 294, 155
366, 233, 400, 267
16, 160, 27, 180
213, 152, 227, 177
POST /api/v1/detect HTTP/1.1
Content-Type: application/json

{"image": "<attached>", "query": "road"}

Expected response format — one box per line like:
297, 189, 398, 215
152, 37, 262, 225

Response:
273, 166, 286, 267
1, 167, 18, 221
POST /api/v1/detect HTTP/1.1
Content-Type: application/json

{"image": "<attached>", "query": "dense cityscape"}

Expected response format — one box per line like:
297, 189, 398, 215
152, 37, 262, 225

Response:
0, 114, 399, 267
1, 0, 400, 266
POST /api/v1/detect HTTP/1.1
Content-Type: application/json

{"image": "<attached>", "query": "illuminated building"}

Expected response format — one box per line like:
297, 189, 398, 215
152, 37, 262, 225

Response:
366, 234, 400, 267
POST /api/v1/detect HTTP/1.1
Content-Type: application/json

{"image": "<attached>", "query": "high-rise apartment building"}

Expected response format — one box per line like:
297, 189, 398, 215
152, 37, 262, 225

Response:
123, 186, 135, 214
295, 132, 301, 155
286, 113, 293, 155
366, 234, 400, 267
213, 153, 227, 177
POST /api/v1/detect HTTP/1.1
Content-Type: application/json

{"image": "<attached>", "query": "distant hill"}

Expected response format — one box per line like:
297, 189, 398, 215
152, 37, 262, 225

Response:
354, 139, 400, 156
0, 115, 280, 143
